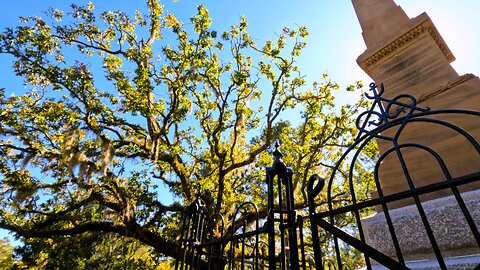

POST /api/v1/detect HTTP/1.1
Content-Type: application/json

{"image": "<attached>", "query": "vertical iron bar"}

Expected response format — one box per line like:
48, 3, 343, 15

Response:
377, 191, 405, 265
298, 215, 307, 270
346, 147, 376, 270
285, 172, 299, 270
181, 215, 192, 270
228, 239, 235, 270
241, 220, 246, 270
307, 174, 325, 270
310, 222, 323, 270
195, 210, 205, 270
278, 175, 286, 270
190, 212, 198, 270
175, 211, 187, 270
331, 216, 343, 270
371, 157, 406, 266
255, 220, 260, 269
267, 172, 276, 270
450, 186, 480, 245
207, 233, 213, 270
393, 145, 447, 269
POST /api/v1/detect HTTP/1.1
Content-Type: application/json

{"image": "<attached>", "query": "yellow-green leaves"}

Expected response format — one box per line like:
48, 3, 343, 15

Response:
103, 54, 123, 72
191, 5, 211, 33
87, 2, 95, 11
0, 2, 371, 265
164, 14, 180, 28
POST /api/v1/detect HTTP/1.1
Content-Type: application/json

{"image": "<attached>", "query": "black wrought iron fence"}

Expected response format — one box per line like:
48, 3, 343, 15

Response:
175, 140, 306, 270
174, 83, 480, 270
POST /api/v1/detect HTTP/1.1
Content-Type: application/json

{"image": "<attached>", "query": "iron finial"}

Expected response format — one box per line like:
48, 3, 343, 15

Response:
273, 139, 284, 161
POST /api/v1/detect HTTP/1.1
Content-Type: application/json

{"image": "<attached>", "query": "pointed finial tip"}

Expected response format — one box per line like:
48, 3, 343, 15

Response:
275, 139, 280, 148
272, 139, 284, 160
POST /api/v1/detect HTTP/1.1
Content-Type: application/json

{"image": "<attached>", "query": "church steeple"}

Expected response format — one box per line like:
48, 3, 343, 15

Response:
351, 0, 409, 48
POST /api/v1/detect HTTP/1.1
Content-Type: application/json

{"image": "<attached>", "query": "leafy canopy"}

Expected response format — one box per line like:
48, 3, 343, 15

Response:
0, 0, 370, 266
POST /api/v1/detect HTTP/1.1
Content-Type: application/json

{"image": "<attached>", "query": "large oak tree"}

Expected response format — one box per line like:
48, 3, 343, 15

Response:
0, 1, 370, 267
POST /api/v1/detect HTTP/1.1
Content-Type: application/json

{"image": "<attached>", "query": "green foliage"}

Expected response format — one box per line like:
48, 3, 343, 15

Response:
0, 0, 374, 267
0, 238, 16, 269
14, 234, 161, 270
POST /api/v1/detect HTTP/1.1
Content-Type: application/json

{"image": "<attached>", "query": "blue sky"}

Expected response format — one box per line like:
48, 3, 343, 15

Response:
1, 1, 479, 95
0, 0, 479, 243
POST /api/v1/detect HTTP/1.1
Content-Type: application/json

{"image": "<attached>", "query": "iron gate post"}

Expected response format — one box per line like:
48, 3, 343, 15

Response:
266, 140, 300, 270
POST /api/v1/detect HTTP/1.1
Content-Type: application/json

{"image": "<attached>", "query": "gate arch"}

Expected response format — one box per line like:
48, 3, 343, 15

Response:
308, 83, 480, 269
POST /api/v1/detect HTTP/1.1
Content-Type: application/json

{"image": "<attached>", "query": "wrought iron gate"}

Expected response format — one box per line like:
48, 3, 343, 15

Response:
174, 83, 480, 269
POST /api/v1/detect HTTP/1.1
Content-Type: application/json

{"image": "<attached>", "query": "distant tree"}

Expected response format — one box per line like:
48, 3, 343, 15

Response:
0, 238, 16, 269
14, 233, 160, 269
0, 0, 369, 266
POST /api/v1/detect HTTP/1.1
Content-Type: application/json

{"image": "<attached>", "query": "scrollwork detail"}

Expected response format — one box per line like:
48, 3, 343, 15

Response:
355, 83, 429, 137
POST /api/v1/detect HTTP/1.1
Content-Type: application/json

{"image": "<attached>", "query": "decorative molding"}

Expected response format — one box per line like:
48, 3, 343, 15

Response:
427, 25, 455, 62
363, 25, 424, 68
419, 73, 476, 102
361, 21, 455, 69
